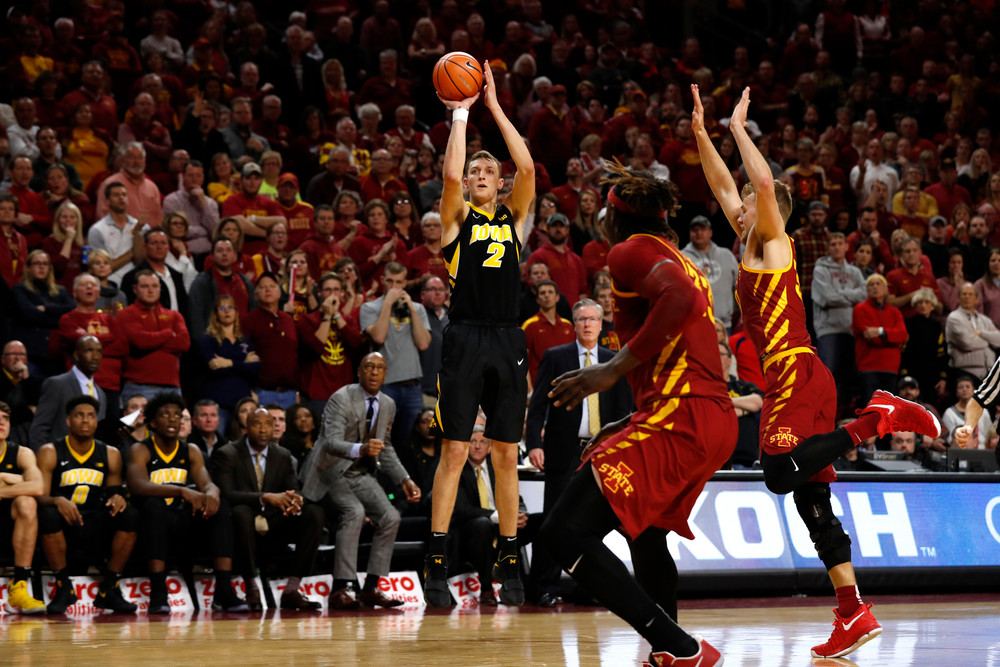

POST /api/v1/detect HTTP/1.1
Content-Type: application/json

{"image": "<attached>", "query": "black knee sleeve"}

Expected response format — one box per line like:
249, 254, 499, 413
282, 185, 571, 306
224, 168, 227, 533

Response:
112, 505, 140, 534
39, 505, 64, 535
793, 483, 852, 570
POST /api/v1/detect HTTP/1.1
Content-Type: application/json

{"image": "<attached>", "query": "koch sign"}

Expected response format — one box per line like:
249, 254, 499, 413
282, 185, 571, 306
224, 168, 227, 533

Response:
664, 480, 1000, 571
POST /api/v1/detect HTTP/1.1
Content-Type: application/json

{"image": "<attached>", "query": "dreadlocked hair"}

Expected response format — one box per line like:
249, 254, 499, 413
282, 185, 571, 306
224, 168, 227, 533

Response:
600, 159, 680, 244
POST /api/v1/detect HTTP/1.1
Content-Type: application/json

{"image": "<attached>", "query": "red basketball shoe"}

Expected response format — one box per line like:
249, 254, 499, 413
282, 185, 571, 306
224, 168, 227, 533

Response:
645, 636, 723, 666
810, 602, 882, 658
860, 390, 941, 438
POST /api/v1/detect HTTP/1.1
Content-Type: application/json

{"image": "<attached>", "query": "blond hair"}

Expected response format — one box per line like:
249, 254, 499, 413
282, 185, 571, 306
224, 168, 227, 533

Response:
740, 180, 794, 224
51, 201, 84, 246
205, 294, 242, 343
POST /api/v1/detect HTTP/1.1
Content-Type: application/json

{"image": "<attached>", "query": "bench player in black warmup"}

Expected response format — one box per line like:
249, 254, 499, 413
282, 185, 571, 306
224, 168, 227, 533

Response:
37, 395, 139, 614
424, 61, 535, 607
127, 393, 247, 613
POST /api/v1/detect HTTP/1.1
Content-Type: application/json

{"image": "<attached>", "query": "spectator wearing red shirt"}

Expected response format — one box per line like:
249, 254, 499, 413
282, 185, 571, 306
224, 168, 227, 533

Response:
356, 49, 413, 126
852, 273, 907, 405
407, 212, 448, 287
602, 90, 662, 158
847, 207, 896, 272
0, 194, 28, 293
116, 93, 172, 177
358, 149, 408, 205
385, 106, 433, 153
924, 157, 972, 221
221, 162, 286, 256
54, 273, 128, 418
274, 173, 314, 250
92, 14, 142, 104
658, 115, 710, 240
296, 273, 364, 416
527, 214, 588, 305
6, 156, 51, 248
94, 142, 164, 229
791, 202, 831, 333
59, 61, 119, 138
898, 117, 938, 163
816, 142, 852, 213
243, 272, 300, 408
348, 199, 409, 292
897, 187, 930, 241
748, 61, 789, 133
886, 238, 942, 319
251, 96, 292, 154
251, 222, 288, 278
550, 158, 600, 223
188, 238, 256, 341
117, 270, 190, 404
521, 280, 575, 389
527, 85, 575, 186
582, 237, 610, 282
297, 205, 345, 283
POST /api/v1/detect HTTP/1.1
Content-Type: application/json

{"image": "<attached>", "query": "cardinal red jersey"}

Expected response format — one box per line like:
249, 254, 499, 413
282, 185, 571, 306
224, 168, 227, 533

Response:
278, 200, 315, 250
608, 233, 731, 422
736, 235, 815, 365
736, 234, 836, 484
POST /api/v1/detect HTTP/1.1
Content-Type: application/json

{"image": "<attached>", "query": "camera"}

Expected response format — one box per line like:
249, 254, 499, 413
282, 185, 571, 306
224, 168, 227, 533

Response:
392, 299, 410, 320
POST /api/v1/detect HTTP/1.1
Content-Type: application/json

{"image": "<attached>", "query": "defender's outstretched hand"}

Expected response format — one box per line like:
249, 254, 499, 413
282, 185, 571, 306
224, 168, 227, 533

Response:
483, 60, 500, 111
691, 84, 705, 135
731, 86, 751, 132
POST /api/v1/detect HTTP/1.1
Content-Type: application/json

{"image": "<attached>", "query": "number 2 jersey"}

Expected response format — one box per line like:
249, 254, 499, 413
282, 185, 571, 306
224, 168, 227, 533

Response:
607, 233, 732, 423
50, 438, 110, 512
443, 202, 521, 323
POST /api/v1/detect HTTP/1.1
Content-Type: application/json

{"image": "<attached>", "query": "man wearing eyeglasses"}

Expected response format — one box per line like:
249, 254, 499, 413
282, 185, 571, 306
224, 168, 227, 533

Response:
0, 341, 42, 445
358, 149, 407, 204
524, 298, 633, 606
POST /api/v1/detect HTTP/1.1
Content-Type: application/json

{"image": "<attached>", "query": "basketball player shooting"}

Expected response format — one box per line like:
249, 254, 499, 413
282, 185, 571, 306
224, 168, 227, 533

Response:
423, 60, 535, 608
692, 84, 941, 659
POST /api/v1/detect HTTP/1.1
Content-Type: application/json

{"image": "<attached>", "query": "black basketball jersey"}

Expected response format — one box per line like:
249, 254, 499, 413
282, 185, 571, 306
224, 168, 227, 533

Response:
443, 202, 522, 323
142, 437, 190, 508
0, 442, 23, 476
51, 438, 109, 511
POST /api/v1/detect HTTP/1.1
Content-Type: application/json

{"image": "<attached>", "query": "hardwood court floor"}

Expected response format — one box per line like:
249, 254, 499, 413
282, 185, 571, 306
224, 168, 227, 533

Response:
1, 593, 997, 666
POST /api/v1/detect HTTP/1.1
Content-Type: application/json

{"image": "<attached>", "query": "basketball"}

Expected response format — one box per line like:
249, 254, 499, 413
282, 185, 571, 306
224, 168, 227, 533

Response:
433, 52, 484, 102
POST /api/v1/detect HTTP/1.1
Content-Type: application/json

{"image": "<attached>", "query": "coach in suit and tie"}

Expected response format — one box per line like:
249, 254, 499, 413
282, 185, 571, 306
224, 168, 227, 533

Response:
212, 407, 325, 611
300, 352, 422, 609
30, 336, 107, 448
525, 299, 634, 606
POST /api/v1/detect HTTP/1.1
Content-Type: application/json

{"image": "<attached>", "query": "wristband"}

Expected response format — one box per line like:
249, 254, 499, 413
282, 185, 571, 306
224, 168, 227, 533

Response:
452, 108, 469, 124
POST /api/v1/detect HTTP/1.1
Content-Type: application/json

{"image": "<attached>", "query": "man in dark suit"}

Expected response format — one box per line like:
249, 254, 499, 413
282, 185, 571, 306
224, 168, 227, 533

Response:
525, 299, 634, 606
30, 336, 107, 448
212, 408, 325, 611
450, 426, 537, 607
299, 352, 422, 609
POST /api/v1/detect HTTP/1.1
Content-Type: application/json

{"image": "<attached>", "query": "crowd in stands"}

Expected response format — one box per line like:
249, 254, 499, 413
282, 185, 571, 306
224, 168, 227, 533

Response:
1, 0, 999, 613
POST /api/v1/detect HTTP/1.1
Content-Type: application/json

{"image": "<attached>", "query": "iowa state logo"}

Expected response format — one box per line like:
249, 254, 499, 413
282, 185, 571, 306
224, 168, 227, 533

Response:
769, 427, 800, 448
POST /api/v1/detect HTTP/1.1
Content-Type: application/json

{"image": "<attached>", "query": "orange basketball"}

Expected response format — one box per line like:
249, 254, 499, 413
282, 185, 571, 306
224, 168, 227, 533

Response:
433, 52, 484, 102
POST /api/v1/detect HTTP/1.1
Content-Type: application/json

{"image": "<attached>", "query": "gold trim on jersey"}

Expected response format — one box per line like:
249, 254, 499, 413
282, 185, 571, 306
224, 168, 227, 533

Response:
153, 438, 181, 464
67, 437, 96, 464
466, 201, 497, 221
761, 346, 815, 373
739, 235, 795, 275
445, 241, 460, 282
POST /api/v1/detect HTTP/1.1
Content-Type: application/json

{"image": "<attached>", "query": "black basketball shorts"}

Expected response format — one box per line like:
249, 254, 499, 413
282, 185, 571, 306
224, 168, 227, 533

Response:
433, 323, 528, 443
